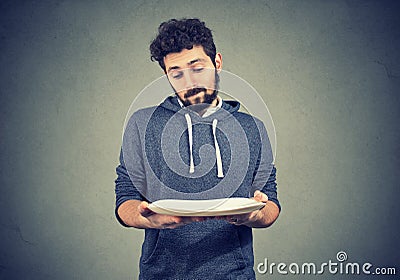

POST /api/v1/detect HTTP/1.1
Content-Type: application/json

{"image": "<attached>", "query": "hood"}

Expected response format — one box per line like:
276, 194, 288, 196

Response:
158, 95, 241, 178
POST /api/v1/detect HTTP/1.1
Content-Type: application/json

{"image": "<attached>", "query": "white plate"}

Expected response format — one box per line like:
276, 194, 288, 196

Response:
148, 198, 265, 216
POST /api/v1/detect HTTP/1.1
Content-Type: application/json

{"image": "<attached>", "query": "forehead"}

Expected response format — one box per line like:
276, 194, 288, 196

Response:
164, 45, 213, 71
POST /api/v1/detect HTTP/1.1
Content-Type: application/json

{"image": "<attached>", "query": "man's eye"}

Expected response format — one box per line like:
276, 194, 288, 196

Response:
192, 67, 204, 73
171, 72, 183, 79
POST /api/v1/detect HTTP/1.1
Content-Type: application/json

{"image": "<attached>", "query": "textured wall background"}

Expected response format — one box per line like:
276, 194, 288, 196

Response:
1, 1, 399, 279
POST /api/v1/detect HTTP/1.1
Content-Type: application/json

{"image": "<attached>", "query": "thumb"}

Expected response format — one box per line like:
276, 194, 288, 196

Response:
254, 190, 268, 203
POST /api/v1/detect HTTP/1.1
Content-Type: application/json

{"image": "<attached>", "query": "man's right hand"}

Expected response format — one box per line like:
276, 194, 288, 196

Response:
117, 200, 205, 229
138, 201, 205, 229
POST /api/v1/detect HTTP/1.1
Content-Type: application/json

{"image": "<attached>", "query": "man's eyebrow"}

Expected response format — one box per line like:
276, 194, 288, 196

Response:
167, 65, 180, 72
188, 58, 205, 65
167, 58, 206, 72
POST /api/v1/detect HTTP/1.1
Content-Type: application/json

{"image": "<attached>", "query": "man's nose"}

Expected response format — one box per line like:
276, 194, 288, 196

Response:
183, 70, 197, 90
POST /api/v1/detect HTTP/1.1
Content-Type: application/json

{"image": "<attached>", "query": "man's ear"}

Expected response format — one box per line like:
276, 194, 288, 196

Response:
215, 53, 223, 73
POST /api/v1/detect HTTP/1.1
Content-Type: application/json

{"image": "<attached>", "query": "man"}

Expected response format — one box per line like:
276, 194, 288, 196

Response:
115, 18, 280, 279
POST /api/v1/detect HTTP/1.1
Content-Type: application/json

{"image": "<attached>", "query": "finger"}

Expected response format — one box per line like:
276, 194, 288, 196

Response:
229, 217, 244, 226
164, 221, 187, 229
182, 216, 206, 223
228, 212, 253, 225
163, 216, 190, 228
159, 216, 204, 229
230, 218, 239, 223
227, 216, 239, 224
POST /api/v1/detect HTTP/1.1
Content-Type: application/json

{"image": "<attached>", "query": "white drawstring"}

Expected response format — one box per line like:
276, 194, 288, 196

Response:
184, 114, 224, 178
185, 114, 195, 173
212, 119, 224, 178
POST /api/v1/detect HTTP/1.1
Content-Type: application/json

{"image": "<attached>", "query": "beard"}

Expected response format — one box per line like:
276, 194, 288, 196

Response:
176, 70, 220, 108
181, 88, 218, 107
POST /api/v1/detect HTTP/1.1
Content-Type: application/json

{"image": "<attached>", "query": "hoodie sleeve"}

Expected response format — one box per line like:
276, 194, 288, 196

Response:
114, 116, 146, 227
252, 120, 281, 212
114, 151, 145, 226
261, 165, 280, 211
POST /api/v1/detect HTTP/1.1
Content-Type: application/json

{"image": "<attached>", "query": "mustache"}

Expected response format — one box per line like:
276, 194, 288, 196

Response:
184, 87, 207, 98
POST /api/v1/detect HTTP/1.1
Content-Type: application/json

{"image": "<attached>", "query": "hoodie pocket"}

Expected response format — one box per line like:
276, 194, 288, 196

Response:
140, 222, 248, 278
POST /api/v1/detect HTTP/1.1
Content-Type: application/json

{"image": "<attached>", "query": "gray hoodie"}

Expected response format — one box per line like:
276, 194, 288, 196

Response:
115, 96, 280, 279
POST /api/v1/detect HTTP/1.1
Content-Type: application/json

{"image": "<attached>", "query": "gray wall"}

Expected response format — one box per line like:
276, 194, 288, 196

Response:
1, 1, 399, 279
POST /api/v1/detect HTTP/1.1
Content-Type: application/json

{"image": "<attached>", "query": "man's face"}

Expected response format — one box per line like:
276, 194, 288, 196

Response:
163, 45, 222, 107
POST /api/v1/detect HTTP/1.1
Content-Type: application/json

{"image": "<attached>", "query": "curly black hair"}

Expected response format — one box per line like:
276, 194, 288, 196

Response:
150, 18, 217, 71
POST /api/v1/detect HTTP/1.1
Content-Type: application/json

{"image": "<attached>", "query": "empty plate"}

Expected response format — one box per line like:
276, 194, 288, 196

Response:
148, 198, 265, 216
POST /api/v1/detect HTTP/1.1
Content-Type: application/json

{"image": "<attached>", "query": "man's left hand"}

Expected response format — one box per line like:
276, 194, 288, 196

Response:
222, 190, 269, 226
